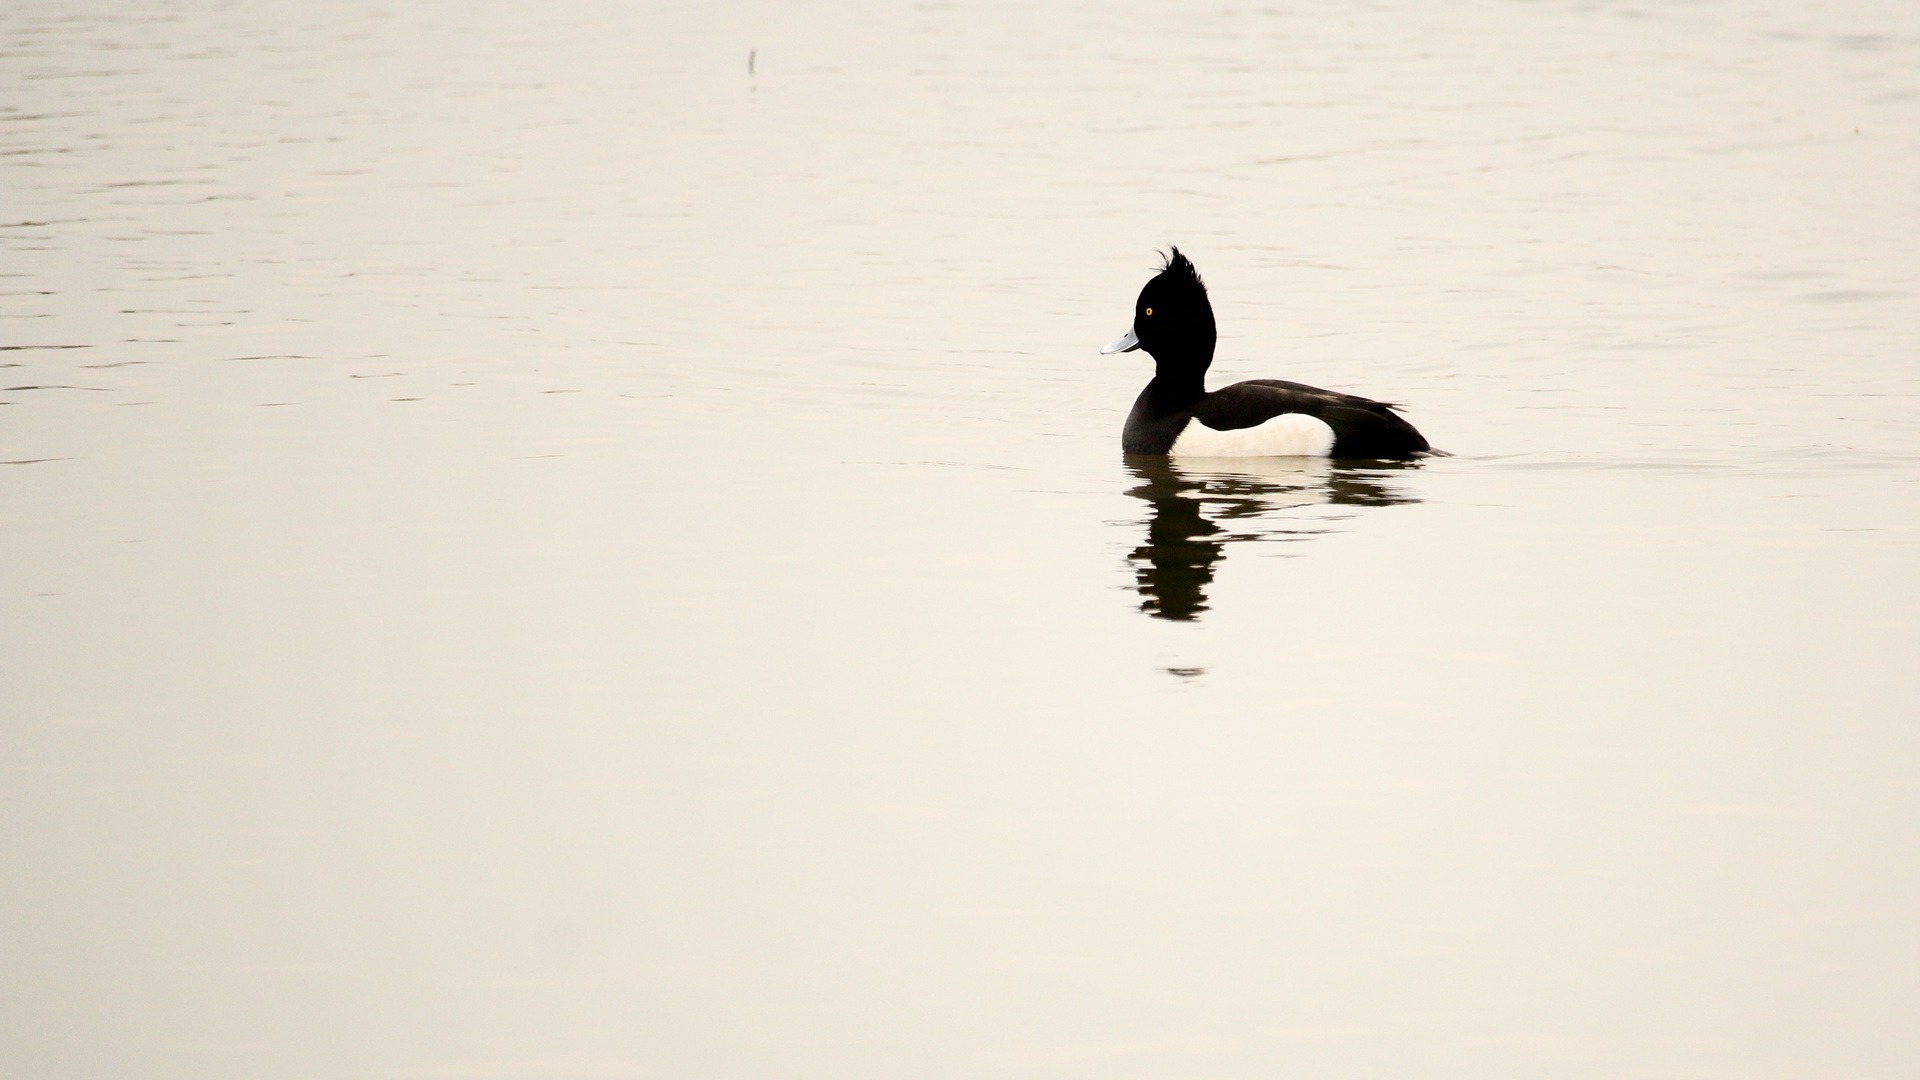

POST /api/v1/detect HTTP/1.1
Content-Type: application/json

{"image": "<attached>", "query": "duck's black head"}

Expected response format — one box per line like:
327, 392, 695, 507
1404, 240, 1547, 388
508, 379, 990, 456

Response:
1101, 247, 1218, 376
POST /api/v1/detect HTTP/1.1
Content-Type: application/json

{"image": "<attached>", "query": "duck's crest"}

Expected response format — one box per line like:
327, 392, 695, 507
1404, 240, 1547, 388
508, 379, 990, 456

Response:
1159, 246, 1206, 294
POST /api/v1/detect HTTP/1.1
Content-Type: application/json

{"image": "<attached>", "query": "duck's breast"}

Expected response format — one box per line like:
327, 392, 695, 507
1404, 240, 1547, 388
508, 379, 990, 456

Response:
1170, 412, 1336, 457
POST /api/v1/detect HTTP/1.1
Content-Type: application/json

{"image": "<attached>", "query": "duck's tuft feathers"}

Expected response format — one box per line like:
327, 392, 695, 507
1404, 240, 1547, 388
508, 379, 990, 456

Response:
1158, 246, 1206, 294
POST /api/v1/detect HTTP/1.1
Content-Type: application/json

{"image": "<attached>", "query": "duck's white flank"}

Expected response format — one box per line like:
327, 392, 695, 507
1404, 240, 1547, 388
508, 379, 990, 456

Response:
1170, 412, 1336, 457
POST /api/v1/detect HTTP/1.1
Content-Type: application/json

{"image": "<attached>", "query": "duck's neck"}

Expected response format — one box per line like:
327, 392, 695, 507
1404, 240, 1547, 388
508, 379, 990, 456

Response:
1145, 346, 1212, 413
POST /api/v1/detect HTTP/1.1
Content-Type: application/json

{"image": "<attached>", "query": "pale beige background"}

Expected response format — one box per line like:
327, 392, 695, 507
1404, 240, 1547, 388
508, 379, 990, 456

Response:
4, 1, 1918, 1078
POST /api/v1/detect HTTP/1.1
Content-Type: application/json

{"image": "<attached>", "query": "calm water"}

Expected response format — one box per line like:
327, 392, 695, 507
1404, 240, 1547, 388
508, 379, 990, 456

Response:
5, 1, 1919, 1077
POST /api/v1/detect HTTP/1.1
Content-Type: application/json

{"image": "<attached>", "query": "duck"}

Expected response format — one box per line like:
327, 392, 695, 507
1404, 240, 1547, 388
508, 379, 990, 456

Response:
1104, 248, 1437, 458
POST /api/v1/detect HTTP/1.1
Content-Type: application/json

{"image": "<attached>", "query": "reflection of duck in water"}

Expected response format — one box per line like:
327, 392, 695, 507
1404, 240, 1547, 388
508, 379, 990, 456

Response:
1103, 248, 1440, 459
1125, 457, 1420, 621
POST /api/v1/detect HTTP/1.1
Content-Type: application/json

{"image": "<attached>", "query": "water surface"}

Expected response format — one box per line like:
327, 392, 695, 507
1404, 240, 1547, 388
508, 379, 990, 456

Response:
5, 1, 1920, 1078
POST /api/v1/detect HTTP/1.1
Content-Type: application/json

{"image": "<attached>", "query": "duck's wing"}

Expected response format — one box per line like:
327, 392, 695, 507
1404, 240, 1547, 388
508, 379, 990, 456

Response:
1193, 379, 1431, 459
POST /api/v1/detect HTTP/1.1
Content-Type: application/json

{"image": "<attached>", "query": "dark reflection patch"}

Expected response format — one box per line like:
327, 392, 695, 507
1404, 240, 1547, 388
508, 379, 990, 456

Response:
1122, 456, 1421, 621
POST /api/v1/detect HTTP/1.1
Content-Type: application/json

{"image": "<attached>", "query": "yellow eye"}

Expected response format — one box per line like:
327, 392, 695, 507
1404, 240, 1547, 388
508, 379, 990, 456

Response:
1144, 307, 1153, 316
